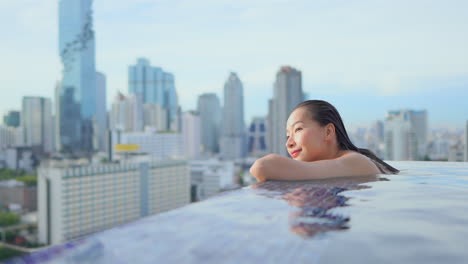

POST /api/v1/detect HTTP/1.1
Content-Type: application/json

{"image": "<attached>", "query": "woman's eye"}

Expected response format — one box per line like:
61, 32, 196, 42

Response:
295, 127, 302, 132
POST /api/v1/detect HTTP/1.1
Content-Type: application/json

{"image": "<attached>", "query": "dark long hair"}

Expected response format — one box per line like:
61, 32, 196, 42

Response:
293, 100, 399, 174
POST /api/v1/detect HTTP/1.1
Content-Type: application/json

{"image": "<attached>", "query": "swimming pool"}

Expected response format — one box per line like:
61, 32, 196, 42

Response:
6, 161, 468, 263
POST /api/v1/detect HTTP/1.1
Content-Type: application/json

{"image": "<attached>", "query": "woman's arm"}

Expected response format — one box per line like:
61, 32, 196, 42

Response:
249, 153, 380, 182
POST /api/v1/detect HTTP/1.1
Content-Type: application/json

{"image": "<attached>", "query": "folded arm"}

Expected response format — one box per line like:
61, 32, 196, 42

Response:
249, 153, 380, 182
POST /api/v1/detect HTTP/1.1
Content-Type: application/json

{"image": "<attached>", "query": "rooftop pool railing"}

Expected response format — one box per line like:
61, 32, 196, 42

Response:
5, 161, 468, 264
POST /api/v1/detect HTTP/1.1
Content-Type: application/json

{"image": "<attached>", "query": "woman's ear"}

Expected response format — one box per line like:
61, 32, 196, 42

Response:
324, 123, 336, 140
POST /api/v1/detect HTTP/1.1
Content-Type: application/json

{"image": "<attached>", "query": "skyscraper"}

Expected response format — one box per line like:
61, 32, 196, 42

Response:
128, 58, 178, 131
163, 72, 179, 131
268, 66, 303, 156
384, 110, 428, 160
58, 0, 97, 154
220, 73, 245, 160
21, 97, 53, 153
95, 72, 107, 152
197, 93, 221, 154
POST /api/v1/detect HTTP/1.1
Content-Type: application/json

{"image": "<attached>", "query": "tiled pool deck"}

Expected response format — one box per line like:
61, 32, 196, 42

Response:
6, 161, 468, 263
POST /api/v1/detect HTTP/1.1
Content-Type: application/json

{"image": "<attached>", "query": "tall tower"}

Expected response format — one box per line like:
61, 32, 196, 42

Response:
268, 66, 303, 156
197, 93, 221, 154
95, 72, 107, 152
58, 0, 97, 154
221, 73, 245, 160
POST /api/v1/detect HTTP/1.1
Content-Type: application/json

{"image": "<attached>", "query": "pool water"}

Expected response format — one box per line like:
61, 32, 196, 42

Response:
6, 161, 468, 263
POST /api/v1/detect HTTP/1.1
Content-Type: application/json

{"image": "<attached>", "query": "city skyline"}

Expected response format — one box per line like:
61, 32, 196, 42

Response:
1, 0, 467, 129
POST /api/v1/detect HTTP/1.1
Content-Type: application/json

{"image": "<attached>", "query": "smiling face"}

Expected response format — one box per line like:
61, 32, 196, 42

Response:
285, 107, 330, 162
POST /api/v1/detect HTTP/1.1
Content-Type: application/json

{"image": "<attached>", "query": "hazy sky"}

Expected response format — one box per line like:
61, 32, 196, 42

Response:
1, 0, 467, 129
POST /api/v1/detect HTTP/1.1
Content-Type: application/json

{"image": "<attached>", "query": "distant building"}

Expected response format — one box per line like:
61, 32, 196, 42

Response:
221, 73, 246, 160
3, 110, 20, 127
247, 117, 268, 157
182, 111, 201, 159
373, 120, 385, 143
110, 129, 183, 161
366, 121, 385, 159
38, 160, 190, 245
4, 146, 39, 172
427, 138, 450, 161
0, 180, 37, 212
58, 0, 97, 154
163, 73, 179, 131
95, 72, 107, 152
0, 125, 23, 148
109, 92, 144, 132
268, 66, 303, 156
143, 103, 167, 131
448, 142, 464, 162
21, 96, 53, 153
385, 110, 428, 161
190, 159, 235, 201
128, 58, 178, 130
197, 93, 221, 154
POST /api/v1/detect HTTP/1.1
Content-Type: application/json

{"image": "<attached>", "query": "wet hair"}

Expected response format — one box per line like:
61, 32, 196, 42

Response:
293, 100, 399, 174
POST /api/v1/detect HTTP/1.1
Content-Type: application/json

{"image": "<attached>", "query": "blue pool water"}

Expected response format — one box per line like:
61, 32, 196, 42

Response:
6, 161, 468, 263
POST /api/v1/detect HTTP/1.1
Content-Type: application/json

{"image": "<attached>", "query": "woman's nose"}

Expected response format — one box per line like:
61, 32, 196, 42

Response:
286, 137, 295, 148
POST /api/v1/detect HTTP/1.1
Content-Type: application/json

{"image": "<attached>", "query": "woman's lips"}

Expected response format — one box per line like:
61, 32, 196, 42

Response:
290, 149, 301, 158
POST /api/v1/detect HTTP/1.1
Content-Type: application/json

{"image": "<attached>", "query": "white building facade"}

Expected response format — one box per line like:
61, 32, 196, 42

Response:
21, 96, 53, 153
111, 130, 184, 160
143, 103, 167, 131
190, 159, 235, 201
0, 125, 23, 148
38, 160, 190, 245
182, 111, 201, 159
385, 110, 428, 161
109, 92, 144, 132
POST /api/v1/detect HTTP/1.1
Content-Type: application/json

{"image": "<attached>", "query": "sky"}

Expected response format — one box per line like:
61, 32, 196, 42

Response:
0, 0, 467, 130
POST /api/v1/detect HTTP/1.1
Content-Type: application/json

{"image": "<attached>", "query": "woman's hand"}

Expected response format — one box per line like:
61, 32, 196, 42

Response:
249, 154, 283, 182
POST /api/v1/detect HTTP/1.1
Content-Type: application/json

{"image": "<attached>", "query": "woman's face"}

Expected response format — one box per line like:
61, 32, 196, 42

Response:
285, 107, 328, 162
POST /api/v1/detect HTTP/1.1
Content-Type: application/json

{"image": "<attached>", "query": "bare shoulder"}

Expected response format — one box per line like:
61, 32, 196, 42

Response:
337, 151, 380, 175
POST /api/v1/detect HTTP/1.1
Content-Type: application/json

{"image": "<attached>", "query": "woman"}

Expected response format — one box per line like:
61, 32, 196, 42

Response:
250, 100, 398, 182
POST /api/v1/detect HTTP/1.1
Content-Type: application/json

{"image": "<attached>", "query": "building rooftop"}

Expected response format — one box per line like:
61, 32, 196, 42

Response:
6, 161, 468, 263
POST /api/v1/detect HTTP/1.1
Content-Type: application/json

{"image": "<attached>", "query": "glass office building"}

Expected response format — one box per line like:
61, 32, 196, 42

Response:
129, 58, 178, 130
58, 0, 97, 153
